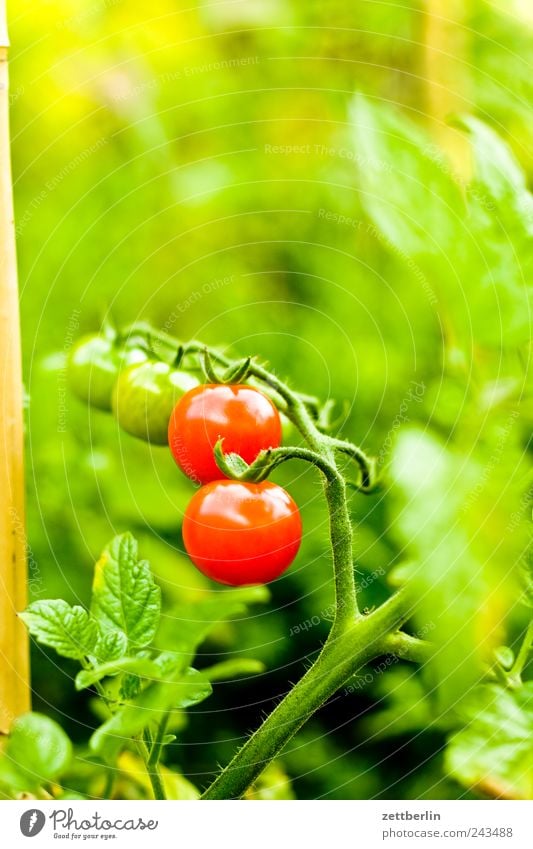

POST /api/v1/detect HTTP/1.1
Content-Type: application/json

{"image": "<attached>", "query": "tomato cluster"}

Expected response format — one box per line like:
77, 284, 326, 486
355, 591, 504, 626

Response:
170, 383, 301, 586
68, 335, 200, 442
68, 336, 302, 586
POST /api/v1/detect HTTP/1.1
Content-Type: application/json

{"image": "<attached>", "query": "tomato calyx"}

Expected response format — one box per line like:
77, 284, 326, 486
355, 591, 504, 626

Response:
213, 439, 338, 484
168, 383, 283, 484
201, 348, 253, 385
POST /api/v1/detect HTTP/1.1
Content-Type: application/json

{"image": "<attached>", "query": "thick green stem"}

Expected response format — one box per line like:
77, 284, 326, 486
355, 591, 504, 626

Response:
323, 474, 358, 627
201, 589, 416, 800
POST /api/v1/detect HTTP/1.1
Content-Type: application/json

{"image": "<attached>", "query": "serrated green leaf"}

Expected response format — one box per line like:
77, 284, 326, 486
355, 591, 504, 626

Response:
91, 533, 161, 649
75, 657, 161, 691
351, 96, 533, 348
93, 629, 128, 663
120, 673, 143, 701
445, 683, 533, 799
90, 667, 212, 761
0, 713, 72, 792
350, 92, 461, 258
20, 600, 98, 660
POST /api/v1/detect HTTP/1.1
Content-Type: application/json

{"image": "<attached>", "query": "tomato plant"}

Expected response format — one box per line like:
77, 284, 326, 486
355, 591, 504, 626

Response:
168, 383, 282, 483
183, 480, 302, 585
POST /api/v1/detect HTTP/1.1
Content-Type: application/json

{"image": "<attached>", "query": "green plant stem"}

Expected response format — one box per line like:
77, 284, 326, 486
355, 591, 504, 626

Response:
147, 713, 170, 768
508, 618, 533, 687
136, 738, 167, 800
118, 327, 418, 799
201, 588, 418, 800
102, 768, 116, 800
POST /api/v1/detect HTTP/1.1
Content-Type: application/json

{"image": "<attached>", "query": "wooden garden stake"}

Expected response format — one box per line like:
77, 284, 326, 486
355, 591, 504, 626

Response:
0, 0, 30, 734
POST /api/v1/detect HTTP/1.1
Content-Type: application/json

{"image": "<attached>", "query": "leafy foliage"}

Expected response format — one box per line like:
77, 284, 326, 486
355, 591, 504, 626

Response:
0, 713, 72, 793
91, 533, 161, 649
445, 683, 533, 799
9, 0, 533, 800
13, 533, 266, 798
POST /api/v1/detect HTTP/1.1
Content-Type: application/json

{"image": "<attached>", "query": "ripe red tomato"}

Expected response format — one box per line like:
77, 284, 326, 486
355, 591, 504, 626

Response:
168, 384, 282, 484
182, 481, 302, 585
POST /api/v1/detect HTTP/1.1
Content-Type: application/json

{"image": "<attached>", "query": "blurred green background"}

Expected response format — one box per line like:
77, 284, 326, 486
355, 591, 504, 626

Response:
9, 0, 532, 799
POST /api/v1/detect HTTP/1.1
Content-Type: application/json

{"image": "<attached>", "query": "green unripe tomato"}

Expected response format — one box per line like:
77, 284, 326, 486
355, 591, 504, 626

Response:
112, 360, 199, 444
67, 335, 147, 411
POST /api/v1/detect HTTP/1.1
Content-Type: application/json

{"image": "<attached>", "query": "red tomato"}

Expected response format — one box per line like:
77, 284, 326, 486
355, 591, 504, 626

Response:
168, 384, 282, 484
182, 481, 302, 586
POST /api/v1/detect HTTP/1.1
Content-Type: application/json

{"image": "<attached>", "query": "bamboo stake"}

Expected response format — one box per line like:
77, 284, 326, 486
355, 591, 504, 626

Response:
0, 0, 30, 734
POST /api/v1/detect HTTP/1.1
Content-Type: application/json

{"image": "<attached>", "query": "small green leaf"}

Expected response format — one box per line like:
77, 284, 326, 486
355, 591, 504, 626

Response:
0, 713, 72, 792
445, 683, 533, 799
203, 658, 265, 681
162, 734, 177, 745
120, 673, 143, 701
457, 116, 527, 202
20, 600, 98, 660
494, 646, 515, 671
93, 629, 128, 663
75, 656, 161, 691
91, 533, 161, 650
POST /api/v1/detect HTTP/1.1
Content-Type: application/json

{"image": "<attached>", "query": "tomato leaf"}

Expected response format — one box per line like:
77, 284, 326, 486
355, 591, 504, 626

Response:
351, 95, 533, 348
350, 92, 461, 258
0, 713, 72, 792
20, 599, 99, 660
456, 115, 530, 205
75, 656, 161, 691
92, 628, 128, 663
91, 532, 161, 650
389, 429, 488, 714
445, 683, 533, 799
90, 667, 212, 762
